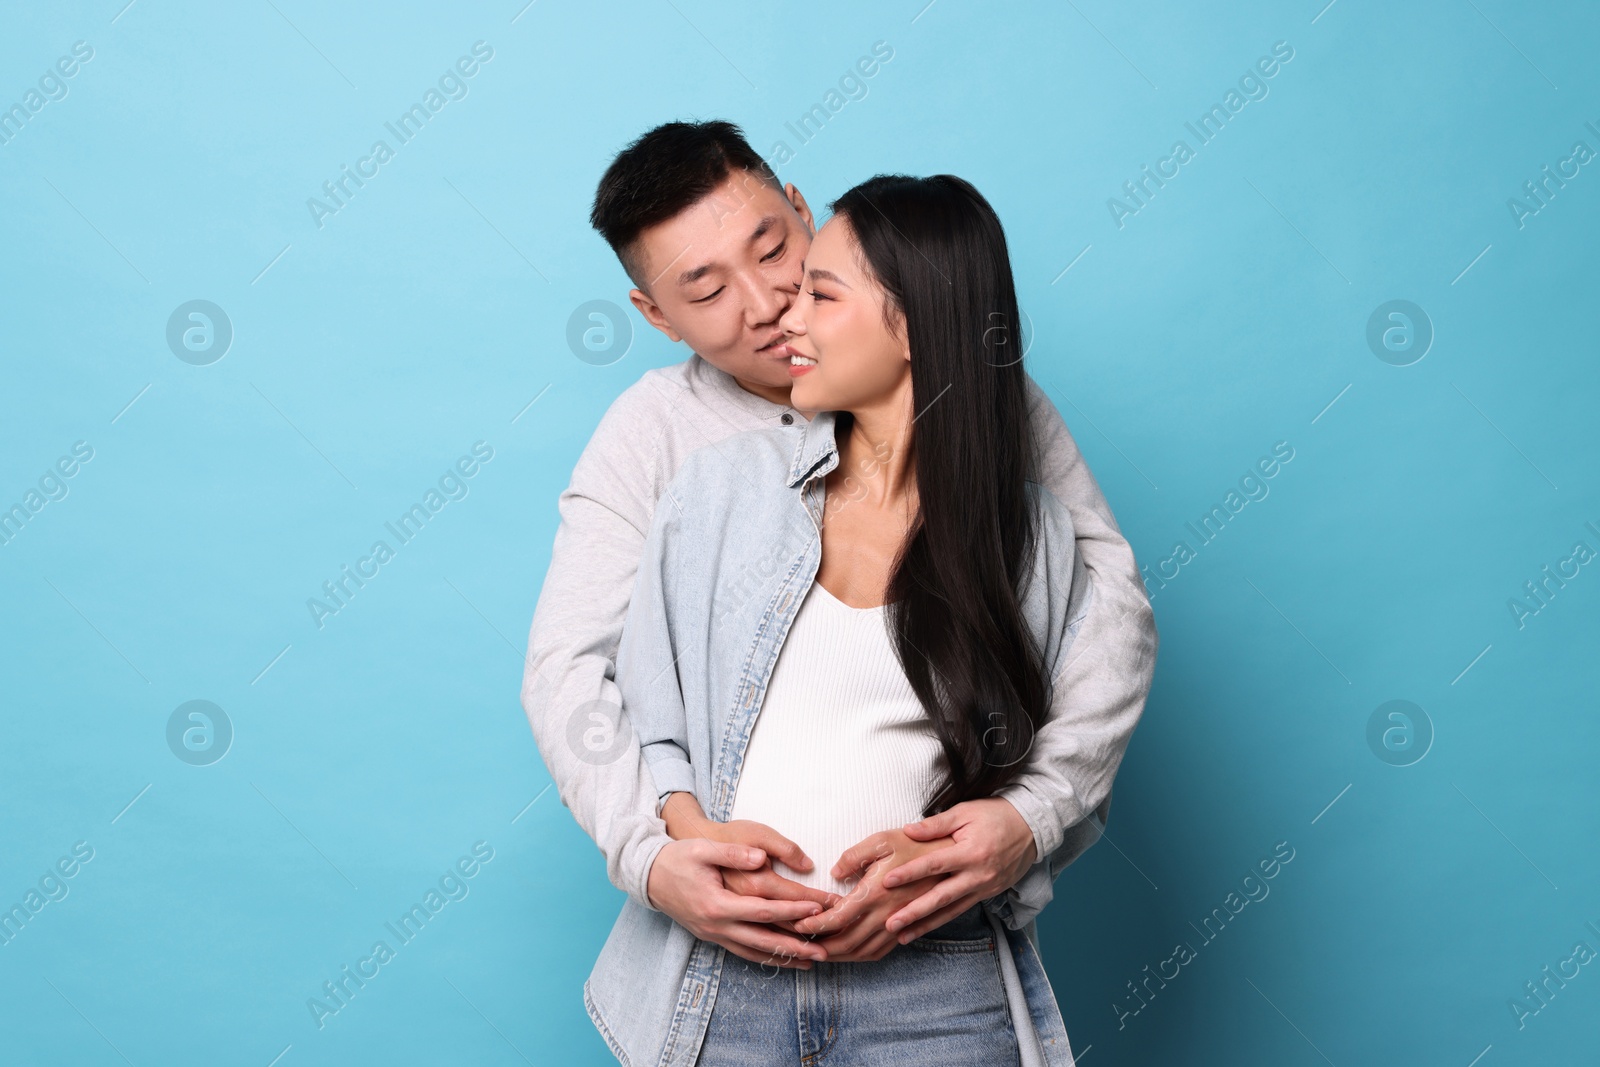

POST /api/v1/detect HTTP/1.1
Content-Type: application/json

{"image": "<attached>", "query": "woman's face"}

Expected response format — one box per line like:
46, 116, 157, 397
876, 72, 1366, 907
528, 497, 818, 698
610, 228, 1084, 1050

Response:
778, 216, 910, 413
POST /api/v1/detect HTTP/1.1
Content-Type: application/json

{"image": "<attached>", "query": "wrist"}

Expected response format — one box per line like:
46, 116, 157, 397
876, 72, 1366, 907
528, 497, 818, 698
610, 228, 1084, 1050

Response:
660, 791, 713, 841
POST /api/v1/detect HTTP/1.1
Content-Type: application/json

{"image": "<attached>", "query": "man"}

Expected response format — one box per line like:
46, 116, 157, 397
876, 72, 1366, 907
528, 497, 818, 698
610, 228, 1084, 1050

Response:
522, 120, 1157, 971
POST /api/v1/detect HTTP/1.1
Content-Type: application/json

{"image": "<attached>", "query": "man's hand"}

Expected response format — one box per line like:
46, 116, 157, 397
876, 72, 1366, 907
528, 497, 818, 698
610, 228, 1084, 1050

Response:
645, 838, 830, 968
873, 798, 1039, 944
649, 792, 838, 968
660, 792, 839, 911
786, 827, 957, 962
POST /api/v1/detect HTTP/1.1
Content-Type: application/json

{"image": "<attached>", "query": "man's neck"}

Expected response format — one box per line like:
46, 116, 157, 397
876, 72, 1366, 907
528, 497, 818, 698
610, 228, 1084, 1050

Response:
730, 374, 793, 409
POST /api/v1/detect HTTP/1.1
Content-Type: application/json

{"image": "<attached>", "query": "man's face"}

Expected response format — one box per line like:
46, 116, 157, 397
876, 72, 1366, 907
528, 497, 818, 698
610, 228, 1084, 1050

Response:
626, 170, 817, 404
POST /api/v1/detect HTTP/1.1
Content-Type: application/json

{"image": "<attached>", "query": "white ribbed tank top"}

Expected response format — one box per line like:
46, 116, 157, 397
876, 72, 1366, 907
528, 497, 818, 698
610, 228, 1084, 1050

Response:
727, 580, 946, 896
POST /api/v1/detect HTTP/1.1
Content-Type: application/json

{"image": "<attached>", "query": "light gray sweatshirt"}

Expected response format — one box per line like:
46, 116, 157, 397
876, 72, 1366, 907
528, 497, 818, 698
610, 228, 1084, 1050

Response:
520, 353, 1158, 911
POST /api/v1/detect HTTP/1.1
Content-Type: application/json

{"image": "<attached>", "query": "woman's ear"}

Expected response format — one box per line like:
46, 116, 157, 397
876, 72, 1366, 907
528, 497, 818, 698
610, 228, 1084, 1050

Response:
890, 307, 911, 362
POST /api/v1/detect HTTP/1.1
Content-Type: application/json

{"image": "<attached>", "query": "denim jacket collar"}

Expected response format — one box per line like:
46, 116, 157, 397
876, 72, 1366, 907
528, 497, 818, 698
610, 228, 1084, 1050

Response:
786, 408, 839, 488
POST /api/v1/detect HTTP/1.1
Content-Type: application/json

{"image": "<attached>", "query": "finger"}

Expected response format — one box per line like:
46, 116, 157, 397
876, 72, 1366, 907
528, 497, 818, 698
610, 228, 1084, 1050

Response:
816, 911, 885, 957
695, 839, 767, 871
824, 924, 900, 964
830, 836, 895, 880
791, 886, 871, 936
885, 874, 981, 934
901, 806, 965, 841
715, 925, 823, 967
740, 823, 814, 872
713, 890, 831, 926
895, 896, 980, 945
881, 842, 974, 888
730, 869, 838, 907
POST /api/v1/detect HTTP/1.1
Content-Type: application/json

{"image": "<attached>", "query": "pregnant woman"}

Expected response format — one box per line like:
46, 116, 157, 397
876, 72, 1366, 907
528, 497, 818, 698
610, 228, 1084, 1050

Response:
586, 174, 1118, 1066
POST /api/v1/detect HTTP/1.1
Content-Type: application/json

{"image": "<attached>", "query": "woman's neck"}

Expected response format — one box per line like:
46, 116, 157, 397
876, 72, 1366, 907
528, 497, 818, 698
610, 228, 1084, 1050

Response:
838, 381, 918, 507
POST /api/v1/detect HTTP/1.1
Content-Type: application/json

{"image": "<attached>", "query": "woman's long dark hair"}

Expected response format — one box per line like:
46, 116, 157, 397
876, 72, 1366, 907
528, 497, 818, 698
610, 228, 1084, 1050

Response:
829, 174, 1051, 814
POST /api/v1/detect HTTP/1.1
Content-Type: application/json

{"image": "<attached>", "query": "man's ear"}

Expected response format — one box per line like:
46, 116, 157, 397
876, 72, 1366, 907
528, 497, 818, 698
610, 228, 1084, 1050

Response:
785, 183, 817, 235
629, 287, 682, 344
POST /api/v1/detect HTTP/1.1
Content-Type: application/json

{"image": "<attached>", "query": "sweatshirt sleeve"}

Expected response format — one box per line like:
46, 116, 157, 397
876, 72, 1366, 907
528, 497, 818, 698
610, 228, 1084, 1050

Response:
519, 385, 675, 912
989, 378, 1159, 928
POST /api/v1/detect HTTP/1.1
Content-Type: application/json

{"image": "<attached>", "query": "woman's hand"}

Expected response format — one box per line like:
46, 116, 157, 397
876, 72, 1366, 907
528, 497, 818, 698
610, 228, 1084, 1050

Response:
786, 827, 957, 962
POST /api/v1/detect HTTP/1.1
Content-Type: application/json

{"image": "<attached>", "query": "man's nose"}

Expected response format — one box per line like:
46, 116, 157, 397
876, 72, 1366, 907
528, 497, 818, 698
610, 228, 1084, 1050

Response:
743, 274, 792, 326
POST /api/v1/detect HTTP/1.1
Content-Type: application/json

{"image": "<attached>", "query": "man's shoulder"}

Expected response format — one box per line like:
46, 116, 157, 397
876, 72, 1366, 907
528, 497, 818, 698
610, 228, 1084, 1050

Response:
1026, 480, 1076, 543
594, 359, 697, 427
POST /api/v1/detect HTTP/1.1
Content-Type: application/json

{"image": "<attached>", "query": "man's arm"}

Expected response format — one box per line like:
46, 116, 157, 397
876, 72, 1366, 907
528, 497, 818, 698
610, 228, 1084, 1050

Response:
882, 378, 1158, 935
521, 390, 676, 907
520, 385, 833, 957
995, 376, 1158, 873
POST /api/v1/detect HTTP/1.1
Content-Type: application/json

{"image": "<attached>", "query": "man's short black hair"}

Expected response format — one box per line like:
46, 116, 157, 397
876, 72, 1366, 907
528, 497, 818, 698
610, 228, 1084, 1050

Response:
590, 120, 781, 290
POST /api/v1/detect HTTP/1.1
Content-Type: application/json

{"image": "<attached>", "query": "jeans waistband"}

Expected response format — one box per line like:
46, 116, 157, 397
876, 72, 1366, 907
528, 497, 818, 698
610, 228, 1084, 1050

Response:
921, 903, 992, 942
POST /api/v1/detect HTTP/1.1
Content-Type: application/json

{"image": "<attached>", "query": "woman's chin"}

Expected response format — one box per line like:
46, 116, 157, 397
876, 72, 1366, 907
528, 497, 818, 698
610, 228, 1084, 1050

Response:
789, 377, 828, 411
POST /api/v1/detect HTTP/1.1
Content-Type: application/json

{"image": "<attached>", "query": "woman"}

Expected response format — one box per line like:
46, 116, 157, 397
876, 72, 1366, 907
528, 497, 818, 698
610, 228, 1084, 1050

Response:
588, 175, 1093, 1066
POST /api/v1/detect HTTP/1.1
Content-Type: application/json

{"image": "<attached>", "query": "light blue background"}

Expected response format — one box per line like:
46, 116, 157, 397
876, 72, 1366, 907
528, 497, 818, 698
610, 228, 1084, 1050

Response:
2, 1, 1597, 1064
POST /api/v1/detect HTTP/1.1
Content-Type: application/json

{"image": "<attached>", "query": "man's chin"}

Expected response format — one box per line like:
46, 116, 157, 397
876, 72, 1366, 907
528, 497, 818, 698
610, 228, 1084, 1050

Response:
704, 352, 796, 393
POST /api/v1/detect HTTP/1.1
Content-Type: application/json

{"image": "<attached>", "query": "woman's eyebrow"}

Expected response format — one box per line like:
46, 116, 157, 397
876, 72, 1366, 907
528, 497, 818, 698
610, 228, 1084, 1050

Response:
806, 267, 852, 288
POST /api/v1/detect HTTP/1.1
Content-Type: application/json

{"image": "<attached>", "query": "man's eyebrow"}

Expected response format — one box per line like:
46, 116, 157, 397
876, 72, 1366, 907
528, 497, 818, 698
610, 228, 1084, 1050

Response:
746, 214, 779, 245
676, 262, 714, 287
674, 215, 785, 288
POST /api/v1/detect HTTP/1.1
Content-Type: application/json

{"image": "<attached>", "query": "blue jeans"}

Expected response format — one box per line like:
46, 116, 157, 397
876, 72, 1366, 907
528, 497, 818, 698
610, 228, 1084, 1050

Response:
693, 906, 1022, 1066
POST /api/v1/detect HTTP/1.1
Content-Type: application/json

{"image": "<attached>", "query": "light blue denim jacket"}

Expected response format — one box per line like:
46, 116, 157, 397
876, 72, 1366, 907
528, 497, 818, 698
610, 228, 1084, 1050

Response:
585, 409, 1099, 1066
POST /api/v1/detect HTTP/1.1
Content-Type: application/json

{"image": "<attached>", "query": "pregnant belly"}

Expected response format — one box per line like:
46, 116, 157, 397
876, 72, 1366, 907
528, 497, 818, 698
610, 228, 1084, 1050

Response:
727, 721, 945, 897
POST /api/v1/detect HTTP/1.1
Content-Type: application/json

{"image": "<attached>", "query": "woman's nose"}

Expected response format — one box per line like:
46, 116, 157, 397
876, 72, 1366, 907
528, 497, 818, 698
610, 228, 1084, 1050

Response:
778, 292, 806, 335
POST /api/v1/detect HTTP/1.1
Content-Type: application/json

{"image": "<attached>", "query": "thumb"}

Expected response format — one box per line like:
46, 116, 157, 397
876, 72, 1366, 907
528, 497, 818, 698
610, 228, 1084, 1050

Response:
902, 808, 961, 841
